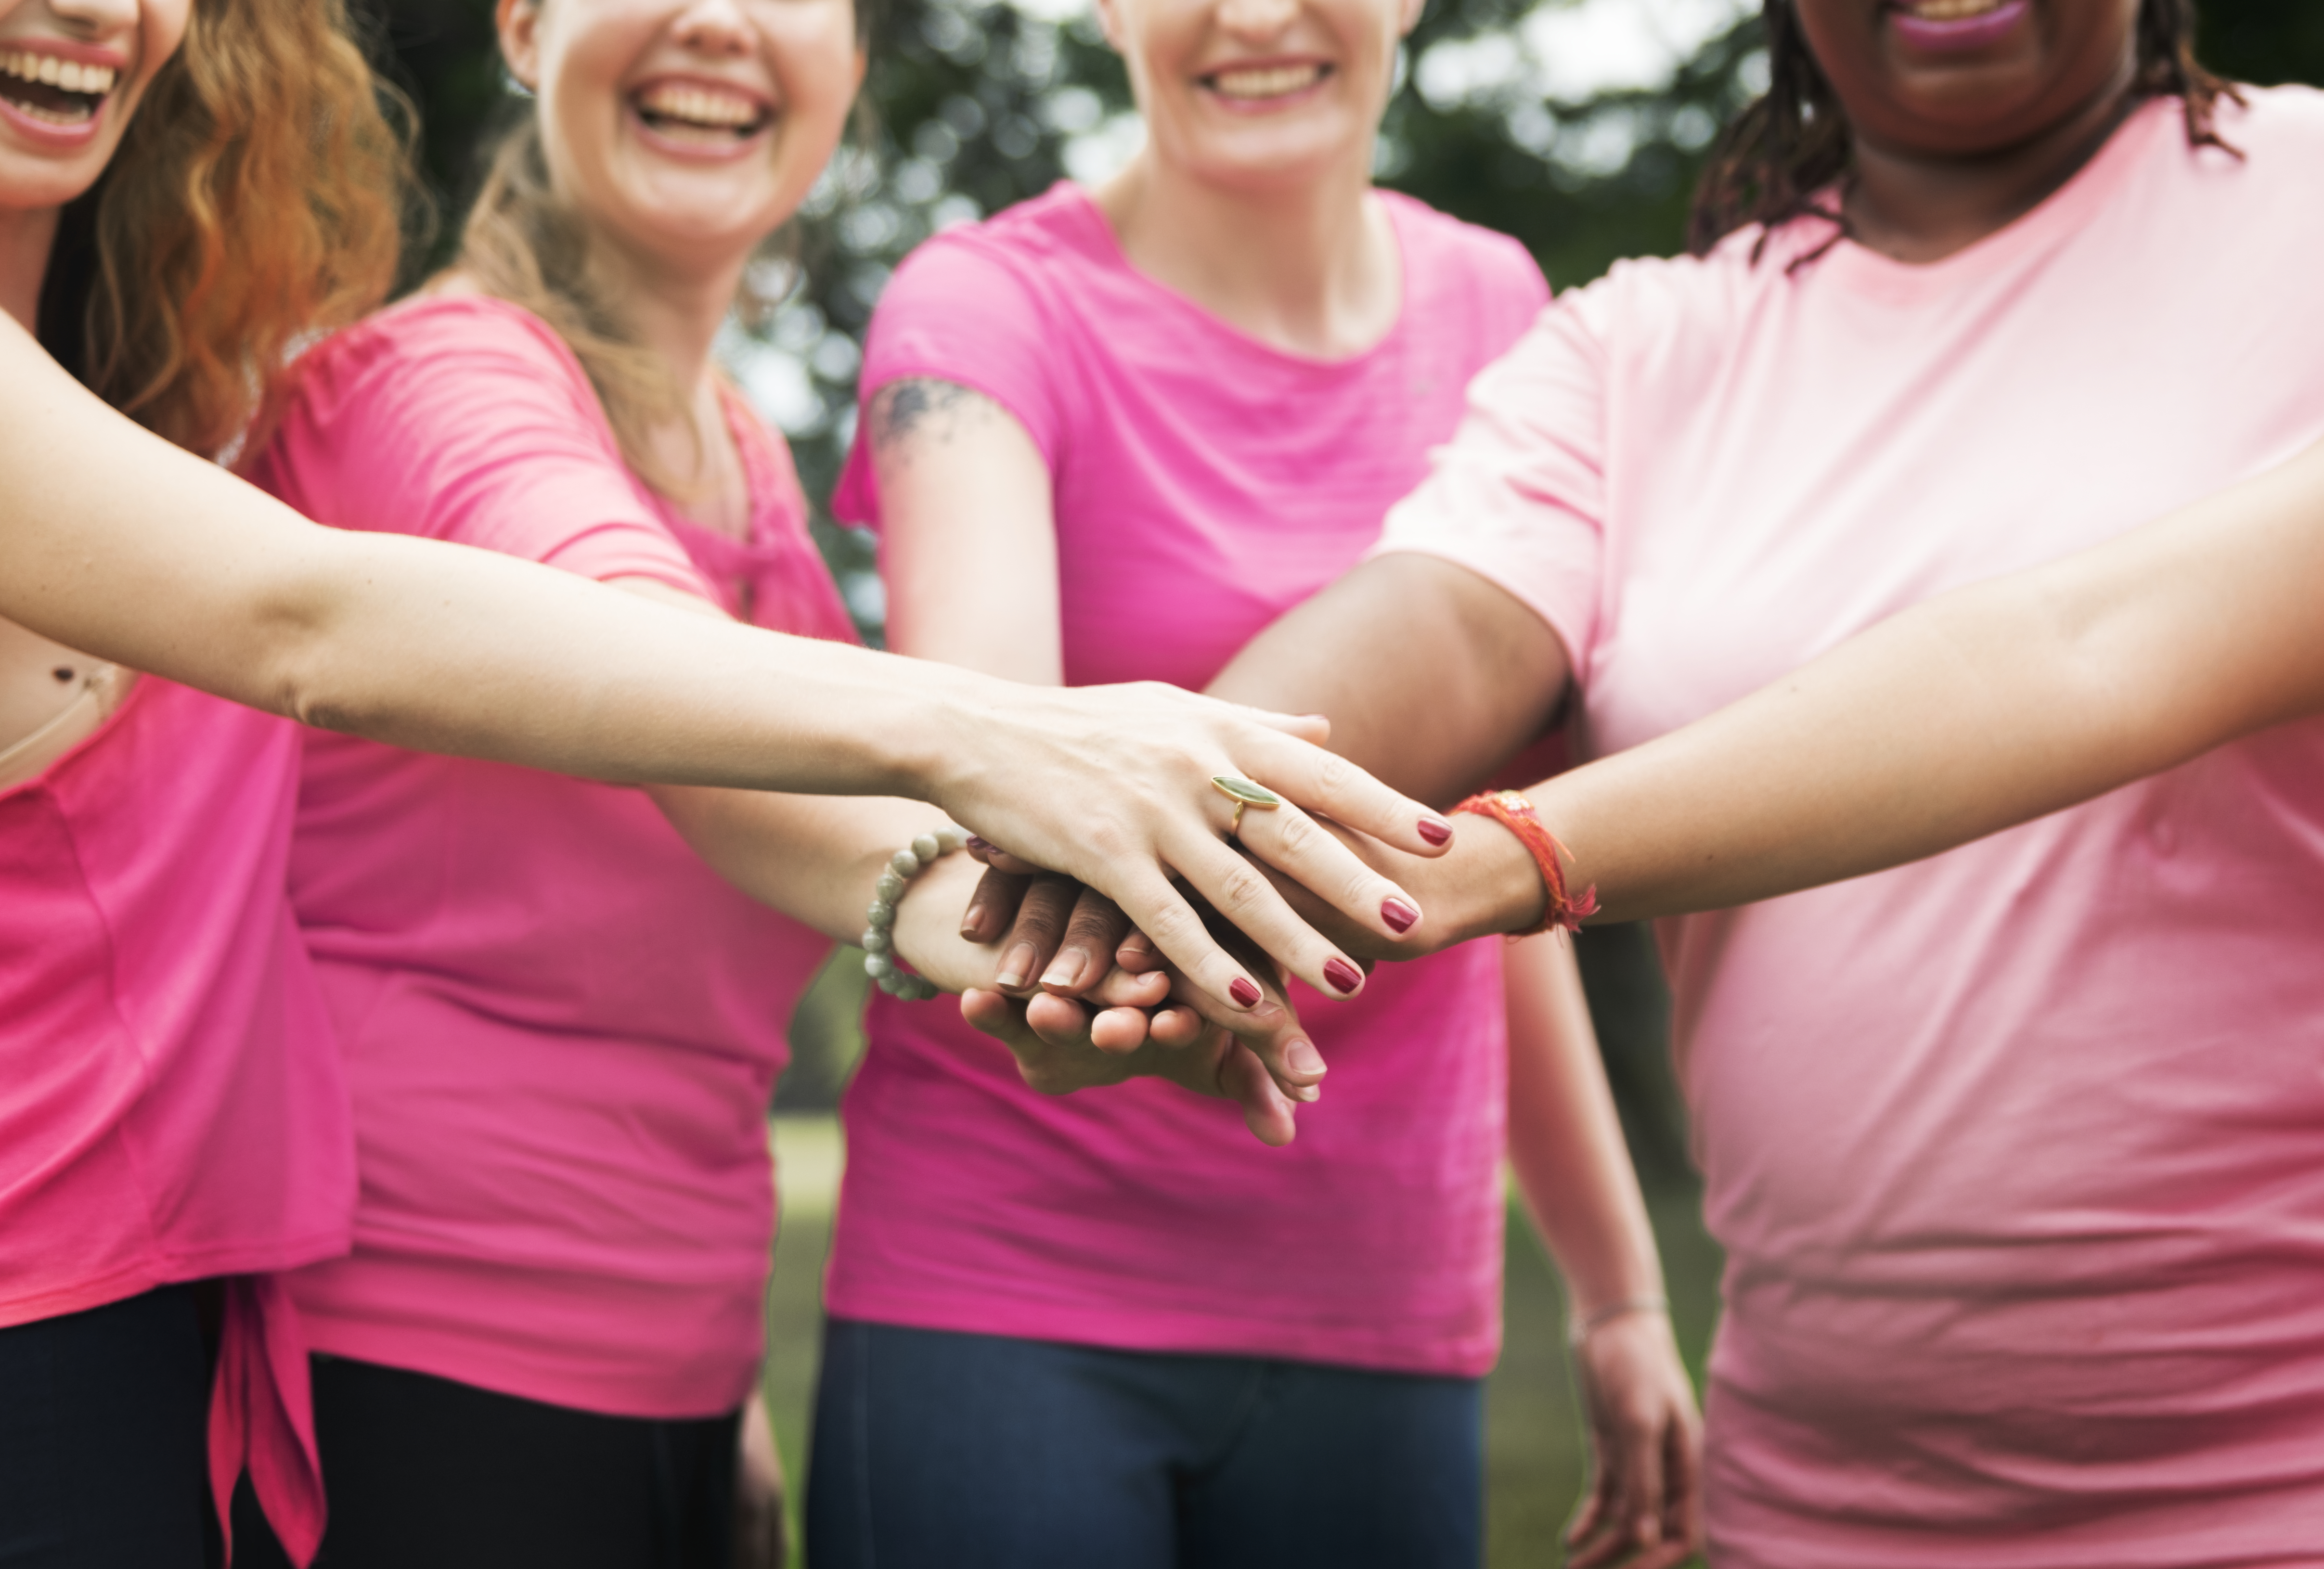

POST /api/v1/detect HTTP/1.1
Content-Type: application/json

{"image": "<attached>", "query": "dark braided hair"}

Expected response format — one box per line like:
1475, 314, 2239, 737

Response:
1687, 0, 2245, 261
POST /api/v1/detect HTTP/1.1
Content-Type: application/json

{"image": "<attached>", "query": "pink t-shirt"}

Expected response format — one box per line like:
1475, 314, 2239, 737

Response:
827, 185, 1549, 1377
1379, 91, 2324, 1563
1, 683, 351, 1324
246, 295, 853, 1418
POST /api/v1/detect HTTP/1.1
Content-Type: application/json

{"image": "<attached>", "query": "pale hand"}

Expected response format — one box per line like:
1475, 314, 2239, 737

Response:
1565, 1312, 1705, 1569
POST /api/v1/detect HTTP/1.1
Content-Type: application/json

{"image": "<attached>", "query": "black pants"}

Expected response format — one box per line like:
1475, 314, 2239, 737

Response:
808, 1318, 1484, 1569
232, 1356, 740, 1569
0, 1285, 216, 1569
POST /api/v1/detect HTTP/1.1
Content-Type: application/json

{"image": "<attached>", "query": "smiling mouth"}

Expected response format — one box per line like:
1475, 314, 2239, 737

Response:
1890, 0, 2010, 19
632, 80, 772, 144
0, 48, 118, 127
1202, 62, 1332, 101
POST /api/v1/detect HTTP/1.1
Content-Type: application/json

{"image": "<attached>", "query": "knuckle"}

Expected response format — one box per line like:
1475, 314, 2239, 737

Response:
1211, 862, 1270, 917
1311, 749, 1354, 796
1269, 809, 1318, 858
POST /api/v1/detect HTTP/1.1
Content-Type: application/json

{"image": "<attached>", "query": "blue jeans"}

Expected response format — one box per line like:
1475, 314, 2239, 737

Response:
806, 1318, 1483, 1569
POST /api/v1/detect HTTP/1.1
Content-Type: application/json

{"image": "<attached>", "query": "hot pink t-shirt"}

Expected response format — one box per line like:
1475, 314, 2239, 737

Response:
827, 185, 1548, 1376
1379, 91, 2324, 1563
246, 295, 853, 1418
1, 683, 351, 1324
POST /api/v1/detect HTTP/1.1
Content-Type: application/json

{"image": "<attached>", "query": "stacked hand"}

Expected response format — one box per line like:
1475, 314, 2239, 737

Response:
888, 853, 1325, 1145
924, 688, 1461, 1013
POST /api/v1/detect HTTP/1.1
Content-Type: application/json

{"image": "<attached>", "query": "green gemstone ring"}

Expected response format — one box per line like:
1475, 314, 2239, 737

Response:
1211, 775, 1281, 837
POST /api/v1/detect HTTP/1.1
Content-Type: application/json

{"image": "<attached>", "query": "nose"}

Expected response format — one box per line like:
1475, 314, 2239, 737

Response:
44, 0, 142, 38
670, 0, 754, 56
1213, 0, 1301, 44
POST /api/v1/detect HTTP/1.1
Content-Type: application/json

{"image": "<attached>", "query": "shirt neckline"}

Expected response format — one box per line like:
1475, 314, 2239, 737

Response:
1804, 94, 2174, 301
1049, 180, 1417, 373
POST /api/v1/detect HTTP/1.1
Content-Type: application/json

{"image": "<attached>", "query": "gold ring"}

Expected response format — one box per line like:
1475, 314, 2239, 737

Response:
1211, 775, 1281, 840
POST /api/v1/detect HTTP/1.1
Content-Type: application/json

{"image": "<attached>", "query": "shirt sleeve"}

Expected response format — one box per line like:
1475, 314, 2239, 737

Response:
1370, 293, 1609, 673
831, 235, 1060, 528
261, 300, 713, 598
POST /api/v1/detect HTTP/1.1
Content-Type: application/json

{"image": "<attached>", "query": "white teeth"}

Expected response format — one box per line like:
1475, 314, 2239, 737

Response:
1900, 0, 2004, 18
0, 50, 116, 94
1208, 63, 1326, 100
636, 81, 764, 131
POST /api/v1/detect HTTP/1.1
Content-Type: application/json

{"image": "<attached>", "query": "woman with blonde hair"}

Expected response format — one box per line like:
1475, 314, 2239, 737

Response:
221, 0, 1412, 1562
813, 0, 1702, 1556
0, 0, 1442, 1562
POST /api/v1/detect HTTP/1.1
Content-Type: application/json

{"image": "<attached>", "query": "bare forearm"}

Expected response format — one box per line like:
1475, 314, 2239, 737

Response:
1207, 553, 1571, 807
1532, 438, 2324, 922
1503, 939, 1665, 1312
5, 339, 967, 796
651, 786, 948, 945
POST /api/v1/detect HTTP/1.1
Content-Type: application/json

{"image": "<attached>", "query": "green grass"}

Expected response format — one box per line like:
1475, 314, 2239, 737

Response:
760, 1116, 1723, 1567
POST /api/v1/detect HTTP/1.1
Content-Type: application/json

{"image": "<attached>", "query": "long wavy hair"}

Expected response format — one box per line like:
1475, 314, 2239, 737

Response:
1688, 0, 2244, 260
455, 0, 877, 500
33, 0, 413, 458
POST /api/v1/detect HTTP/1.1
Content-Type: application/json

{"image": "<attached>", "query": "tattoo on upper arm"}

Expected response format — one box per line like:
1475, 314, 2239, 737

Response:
870, 379, 996, 459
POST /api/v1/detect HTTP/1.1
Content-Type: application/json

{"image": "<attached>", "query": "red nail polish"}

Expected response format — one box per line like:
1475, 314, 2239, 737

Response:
1229, 977, 1262, 1008
1417, 817, 1452, 847
1381, 897, 1419, 934
965, 835, 991, 852
1323, 958, 1362, 994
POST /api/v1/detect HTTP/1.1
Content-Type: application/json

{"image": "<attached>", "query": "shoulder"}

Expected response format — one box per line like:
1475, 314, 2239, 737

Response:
1381, 190, 1547, 304
1550, 235, 1763, 356
2197, 83, 2324, 177
2214, 82, 2324, 142
879, 183, 1105, 318
281, 294, 597, 430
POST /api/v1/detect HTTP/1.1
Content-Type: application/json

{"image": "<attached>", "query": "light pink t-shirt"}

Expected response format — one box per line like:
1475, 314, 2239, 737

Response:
827, 185, 1548, 1377
1379, 91, 2324, 1563
246, 296, 853, 1418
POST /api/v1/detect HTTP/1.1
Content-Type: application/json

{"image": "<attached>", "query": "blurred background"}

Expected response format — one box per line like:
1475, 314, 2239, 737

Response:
348, 1, 2324, 1559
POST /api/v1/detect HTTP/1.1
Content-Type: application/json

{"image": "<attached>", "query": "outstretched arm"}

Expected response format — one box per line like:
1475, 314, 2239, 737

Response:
1205, 433, 2324, 945
0, 315, 1452, 1010
1531, 433, 2324, 922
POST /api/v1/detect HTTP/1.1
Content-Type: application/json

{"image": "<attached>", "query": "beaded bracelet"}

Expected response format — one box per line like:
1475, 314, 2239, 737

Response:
1451, 790, 1598, 936
861, 824, 970, 1001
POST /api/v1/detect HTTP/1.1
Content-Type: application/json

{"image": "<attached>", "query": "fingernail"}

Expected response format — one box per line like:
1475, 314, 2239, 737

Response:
1041, 950, 1087, 991
1417, 816, 1452, 846
1323, 957, 1362, 995
965, 834, 991, 852
1286, 1038, 1326, 1078
959, 901, 986, 939
1381, 896, 1419, 934
997, 944, 1034, 990
1293, 1083, 1320, 1103
1228, 977, 1262, 1008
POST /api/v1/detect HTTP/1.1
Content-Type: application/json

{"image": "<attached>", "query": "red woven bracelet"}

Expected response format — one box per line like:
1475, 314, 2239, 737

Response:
1452, 790, 1599, 936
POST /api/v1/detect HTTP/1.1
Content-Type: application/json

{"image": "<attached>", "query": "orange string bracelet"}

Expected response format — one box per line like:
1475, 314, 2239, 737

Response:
1452, 790, 1599, 937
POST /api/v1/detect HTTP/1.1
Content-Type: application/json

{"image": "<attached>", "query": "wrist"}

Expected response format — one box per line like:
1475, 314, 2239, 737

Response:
1444, 811, 1551, 941
1566, 1293, 1671, 1348
875, 660, 990, 808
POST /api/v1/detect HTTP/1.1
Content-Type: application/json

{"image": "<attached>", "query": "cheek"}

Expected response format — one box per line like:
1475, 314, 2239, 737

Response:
144, 0, 193, 68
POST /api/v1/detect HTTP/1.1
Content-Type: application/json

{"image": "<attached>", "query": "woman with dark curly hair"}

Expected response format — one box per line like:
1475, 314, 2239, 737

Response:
985, 0, 2324, 1559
